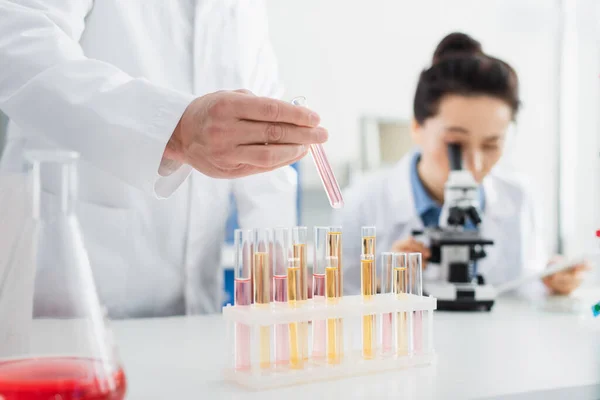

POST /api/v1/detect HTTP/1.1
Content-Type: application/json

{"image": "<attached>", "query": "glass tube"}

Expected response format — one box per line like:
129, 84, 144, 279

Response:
254, 228, 272, 369
325, 256, 341, 364
408, 253, 423, 296
394, 253, 411, 357
408, 252, 423, 355
272, 228, 290, 367
327, 226, 343, 297
287, 258, 303, 369
361, 226, 376, 256
312, 227, 328, 360
361, 254, 376, 359
234, 229, 254, 370
380, 252, 394, 355
291, 96, 344, 209
291, 226, 309, 361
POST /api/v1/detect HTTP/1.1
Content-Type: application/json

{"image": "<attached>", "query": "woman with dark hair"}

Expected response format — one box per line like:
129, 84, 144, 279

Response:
335, 32, 587, 296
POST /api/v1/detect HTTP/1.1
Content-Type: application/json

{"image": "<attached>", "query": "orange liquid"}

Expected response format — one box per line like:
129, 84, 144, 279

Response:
327, 232, 342, 296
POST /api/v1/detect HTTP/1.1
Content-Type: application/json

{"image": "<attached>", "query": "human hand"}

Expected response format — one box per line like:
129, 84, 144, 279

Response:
542, 256, 591, 295
390, 237, 431, 269
162, 89, 328, 178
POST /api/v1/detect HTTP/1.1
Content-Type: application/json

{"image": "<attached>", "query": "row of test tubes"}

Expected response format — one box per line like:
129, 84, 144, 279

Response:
232, 226, 427, 372
360, 227, 425, 359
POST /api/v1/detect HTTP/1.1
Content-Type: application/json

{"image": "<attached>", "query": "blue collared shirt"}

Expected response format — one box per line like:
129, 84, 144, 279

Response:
410, 151, 485, 228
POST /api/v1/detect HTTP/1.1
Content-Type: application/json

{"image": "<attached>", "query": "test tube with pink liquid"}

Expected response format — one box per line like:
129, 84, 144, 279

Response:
291, 97, 344, 209
272, 227, 291, 367
380, 252, 394, 355
233, 229, 253, 370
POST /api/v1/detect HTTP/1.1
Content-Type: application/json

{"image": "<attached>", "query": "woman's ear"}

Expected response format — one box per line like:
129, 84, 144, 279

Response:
411, 118, 423, 146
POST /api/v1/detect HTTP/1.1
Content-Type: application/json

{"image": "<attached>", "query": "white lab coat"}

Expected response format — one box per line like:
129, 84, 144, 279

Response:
0, 0, 297, 318
333, 151, 548, 296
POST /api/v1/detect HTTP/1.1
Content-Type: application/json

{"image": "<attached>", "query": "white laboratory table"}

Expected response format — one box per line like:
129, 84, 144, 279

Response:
112, 295, 600, 400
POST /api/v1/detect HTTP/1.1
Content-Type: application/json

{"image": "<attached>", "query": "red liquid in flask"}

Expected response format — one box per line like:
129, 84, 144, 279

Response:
0, 357, 126, 400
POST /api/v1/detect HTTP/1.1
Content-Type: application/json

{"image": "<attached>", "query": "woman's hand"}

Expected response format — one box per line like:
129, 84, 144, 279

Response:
391, 237, 431, 269
542, 256, 590, 295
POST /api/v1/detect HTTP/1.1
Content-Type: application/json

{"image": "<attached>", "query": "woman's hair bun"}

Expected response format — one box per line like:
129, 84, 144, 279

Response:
432, 32, 483, 64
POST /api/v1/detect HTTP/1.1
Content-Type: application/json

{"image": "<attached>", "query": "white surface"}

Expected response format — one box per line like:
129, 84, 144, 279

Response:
112, 295, 600, 400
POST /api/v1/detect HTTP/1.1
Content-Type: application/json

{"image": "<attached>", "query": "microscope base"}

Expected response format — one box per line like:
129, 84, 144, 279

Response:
437, 299, 494, 312
425, 282, 496, 312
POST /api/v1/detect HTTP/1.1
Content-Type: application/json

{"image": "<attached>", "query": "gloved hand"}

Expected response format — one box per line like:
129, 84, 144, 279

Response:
542, 256, 591, 295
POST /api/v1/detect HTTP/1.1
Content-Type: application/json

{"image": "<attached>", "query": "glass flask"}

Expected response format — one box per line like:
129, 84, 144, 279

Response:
0, 150, 126, 400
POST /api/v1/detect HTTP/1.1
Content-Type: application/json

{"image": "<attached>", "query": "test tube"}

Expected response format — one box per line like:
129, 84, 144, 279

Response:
254, 228, 272, 369
312, 227, 329, 360
361, 226, 376, 256
327, 226, 343, 297
327, 227, 344, 359
361, 254, 376, 359
394, 253, 410, 356
408, 252, 423, 355
325, 256, 342, 364
234, 229, 253, 370
272, 227, 290, 367
292, 226, 309, 361
380, 252, 394, 356
291, 96, 344, 209
287, 257, 303, 369
361, 227, 376, 360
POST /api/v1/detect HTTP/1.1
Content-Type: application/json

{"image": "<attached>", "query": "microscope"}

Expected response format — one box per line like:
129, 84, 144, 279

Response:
415, 144, 496, 311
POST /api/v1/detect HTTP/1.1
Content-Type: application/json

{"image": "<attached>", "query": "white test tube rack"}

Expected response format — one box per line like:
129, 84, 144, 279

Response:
223, 293, 437, 389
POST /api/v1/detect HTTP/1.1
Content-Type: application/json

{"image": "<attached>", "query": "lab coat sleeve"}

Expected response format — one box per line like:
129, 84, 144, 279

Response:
233, 167, 298, 229
518, 186, 550, 298
236, 0, 284, 99
232, 0, 297, 228
0, 0, 195, 198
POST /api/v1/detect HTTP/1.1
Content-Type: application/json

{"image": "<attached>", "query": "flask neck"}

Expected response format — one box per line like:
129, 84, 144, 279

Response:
27, 152, 79, 220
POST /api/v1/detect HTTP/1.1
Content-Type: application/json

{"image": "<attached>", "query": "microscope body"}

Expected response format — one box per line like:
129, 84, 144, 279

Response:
420, 144, 497, 311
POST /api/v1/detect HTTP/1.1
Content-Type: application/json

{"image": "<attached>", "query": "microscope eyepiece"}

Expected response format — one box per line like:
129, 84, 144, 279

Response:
447, 206, 465, 226
466, 206, 482, 226
448, 143, 462, 171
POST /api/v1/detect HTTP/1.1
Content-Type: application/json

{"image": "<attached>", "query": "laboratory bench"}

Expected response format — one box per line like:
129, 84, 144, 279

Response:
113, 294, 600, 400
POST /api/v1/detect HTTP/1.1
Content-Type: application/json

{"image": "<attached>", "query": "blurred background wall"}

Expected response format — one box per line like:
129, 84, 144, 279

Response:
0, 0, 597, 285
265, 0, 600, 269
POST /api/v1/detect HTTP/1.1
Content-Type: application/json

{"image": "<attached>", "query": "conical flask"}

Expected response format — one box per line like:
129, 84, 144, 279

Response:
0, 150, 127, 400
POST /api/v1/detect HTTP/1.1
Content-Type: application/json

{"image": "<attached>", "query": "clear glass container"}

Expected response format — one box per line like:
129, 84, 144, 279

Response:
0, 150, 126, 400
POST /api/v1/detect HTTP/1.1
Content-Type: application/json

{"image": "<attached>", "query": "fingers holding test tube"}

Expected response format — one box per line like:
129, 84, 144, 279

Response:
163, 90, 328, 179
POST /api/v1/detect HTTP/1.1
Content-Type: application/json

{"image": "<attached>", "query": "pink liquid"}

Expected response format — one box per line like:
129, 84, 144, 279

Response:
382, 312, 393, 354
413, 311, 423, 354
235, 278, 252, 306
273, 275, 288, 303
313, 273, 325, 297
273, 275, 289, 365
312, 273, 327, 359
234, 278, 251, 370
0, 357, 126, 400
309, 144, 344, 209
